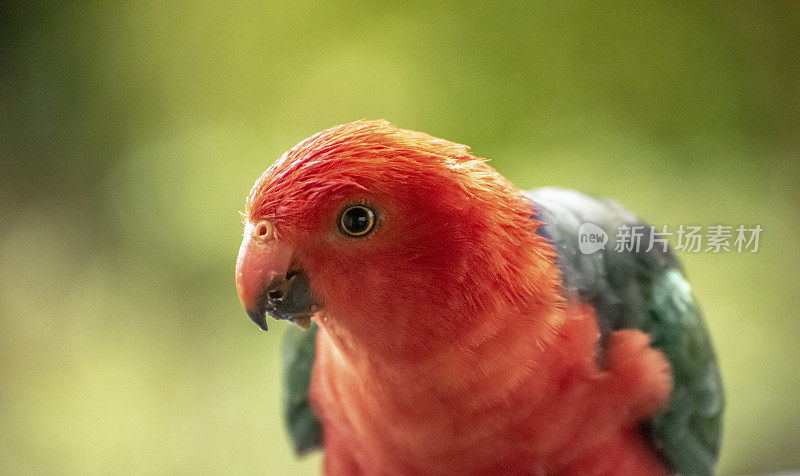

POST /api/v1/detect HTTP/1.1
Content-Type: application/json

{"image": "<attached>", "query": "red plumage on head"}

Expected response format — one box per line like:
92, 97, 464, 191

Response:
244, 120, 560, 356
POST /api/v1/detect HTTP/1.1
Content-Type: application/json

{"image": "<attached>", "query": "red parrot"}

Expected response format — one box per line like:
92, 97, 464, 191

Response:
235, 120, 723, 475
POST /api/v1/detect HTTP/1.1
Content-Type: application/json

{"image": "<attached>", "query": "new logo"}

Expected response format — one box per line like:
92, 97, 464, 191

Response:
578, 223, 608, 254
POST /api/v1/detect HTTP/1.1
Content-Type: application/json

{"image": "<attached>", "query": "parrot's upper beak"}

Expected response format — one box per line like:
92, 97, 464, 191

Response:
235, 221, 315, 331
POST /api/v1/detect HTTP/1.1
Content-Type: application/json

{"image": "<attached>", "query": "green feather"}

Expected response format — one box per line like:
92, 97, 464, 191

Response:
643, 270, 724, 475
281, 320, 322, 454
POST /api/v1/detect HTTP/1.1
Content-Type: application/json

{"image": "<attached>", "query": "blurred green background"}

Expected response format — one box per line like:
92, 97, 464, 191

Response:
1, 2, 798, 474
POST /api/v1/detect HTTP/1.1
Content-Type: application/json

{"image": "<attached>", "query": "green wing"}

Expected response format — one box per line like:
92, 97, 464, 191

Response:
527, 188, 724, 475
281, 320, 322, 454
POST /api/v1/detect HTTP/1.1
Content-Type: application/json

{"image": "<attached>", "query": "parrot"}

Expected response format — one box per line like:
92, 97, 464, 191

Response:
234, 120, 723, 475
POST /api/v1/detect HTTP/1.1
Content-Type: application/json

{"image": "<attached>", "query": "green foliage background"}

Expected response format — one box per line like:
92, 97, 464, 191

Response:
1, 3, 798, 474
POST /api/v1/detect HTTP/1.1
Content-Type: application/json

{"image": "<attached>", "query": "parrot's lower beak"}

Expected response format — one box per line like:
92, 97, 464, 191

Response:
235, 222, 316, 331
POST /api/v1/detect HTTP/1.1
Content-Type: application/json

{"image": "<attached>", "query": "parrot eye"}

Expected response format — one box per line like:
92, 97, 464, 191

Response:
339, 205, 376, 237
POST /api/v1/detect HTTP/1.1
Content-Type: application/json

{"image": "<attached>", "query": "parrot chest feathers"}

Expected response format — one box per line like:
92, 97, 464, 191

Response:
310, 302, 672, 475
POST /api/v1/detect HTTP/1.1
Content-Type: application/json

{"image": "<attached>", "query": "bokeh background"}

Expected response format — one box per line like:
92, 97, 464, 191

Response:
2, 2, 798, 474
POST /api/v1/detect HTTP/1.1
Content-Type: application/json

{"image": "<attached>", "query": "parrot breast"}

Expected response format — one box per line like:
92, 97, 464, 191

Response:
310, 299, 672, 475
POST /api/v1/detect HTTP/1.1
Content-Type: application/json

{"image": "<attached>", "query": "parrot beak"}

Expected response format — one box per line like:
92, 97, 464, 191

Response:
235, 221, 316, 331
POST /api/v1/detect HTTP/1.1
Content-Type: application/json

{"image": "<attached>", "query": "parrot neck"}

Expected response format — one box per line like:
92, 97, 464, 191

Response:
317, 286, 567, 396
315, 249, 570, 395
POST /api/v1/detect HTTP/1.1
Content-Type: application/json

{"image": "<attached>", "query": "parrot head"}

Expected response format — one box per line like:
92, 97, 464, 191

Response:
235, 120, 556, 355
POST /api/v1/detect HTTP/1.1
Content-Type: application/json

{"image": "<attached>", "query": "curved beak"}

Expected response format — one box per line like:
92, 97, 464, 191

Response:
235, 222, 315, 331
